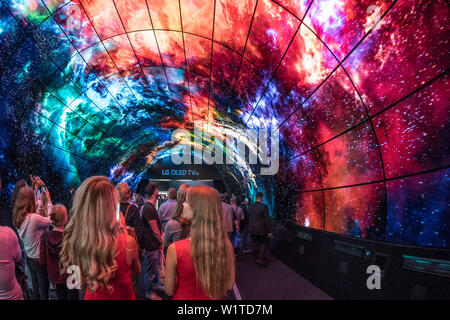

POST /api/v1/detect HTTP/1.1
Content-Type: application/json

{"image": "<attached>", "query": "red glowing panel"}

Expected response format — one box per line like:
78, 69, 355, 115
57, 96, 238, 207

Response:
180, 0, 214, 39
294, 191, 324, 230
303, 67, 367, 147
325, 183, 385, 238
190, 95, 210, 120
113, 0, 152, 32
184, 33, 212, 77
293, 152, 323, 191
275, 0, 311, 19
214, 0, 257, 53
274, 25, 337, 98
245, 0, 299, 75
129, 31, 161, 67
344, 0, 450, 115
154, 31, 185, 69
317, 123, 383, 188
211, 45, 241, 86
304, 0, 394, 61
79, 42, 116, 78
79, 0, 125, 40
103, 34, 138, 72
374, 74, 450, 179
146, 0, 181, 31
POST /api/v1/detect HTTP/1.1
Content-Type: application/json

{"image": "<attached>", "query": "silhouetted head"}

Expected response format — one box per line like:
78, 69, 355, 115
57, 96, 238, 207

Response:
13, 187, 36, 228
145, 183, 158, 203
255, 192, 263, 201
168, 187, 177, 200
116, 182, 131, 203
11, 179, 28, 207
50, 204, 68, 228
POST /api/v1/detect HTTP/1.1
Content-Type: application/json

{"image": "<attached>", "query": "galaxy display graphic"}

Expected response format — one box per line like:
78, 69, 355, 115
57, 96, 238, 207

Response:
0, 0, 448, 248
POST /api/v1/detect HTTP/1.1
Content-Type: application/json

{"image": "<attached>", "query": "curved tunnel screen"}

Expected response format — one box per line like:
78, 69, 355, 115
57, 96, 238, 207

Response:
0, 0, 449, 248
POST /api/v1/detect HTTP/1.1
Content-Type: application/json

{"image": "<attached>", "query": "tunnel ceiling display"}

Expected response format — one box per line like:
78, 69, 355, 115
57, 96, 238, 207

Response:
0, 0, 449, 248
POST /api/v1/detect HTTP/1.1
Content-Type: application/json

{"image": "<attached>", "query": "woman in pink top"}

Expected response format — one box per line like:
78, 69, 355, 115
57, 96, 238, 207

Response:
0, 226, 23, 300
165, 185, 235, 300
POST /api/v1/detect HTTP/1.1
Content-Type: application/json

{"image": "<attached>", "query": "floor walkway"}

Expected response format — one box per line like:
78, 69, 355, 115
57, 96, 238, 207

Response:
233, 253, 332, 300
137, 251, 332, 300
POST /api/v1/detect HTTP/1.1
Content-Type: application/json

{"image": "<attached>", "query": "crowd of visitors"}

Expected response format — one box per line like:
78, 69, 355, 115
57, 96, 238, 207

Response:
0, 174, 273, 300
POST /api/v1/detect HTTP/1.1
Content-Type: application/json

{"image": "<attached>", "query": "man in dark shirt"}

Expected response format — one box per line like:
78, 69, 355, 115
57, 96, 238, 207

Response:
248, 192, 272, 267
140, 183, 163, 300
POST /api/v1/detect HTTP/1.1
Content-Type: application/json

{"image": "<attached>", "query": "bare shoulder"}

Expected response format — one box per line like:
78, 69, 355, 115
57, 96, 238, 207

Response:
166, 243, 177, 264
125, 234, 138, 250
167, 242, 176, 254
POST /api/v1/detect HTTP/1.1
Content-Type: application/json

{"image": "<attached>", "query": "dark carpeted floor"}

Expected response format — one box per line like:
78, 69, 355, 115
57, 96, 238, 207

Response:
233, 252, 332, 300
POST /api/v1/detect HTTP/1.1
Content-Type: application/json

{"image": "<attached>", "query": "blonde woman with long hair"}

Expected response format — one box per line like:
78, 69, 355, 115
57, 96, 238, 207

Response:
165, 185, 235, 300
60, 176, 140, 300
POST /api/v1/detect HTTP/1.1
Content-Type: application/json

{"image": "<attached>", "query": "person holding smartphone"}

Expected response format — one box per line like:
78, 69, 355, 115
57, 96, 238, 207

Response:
30, 176, 52, 217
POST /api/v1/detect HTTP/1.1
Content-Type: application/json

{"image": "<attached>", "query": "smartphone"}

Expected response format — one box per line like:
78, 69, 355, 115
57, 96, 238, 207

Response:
41, 186, 46, 193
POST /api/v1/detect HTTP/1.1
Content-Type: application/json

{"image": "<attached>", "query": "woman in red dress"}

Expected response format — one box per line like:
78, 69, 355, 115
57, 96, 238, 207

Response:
60, 176, 140, 300
165, 185, 235, 300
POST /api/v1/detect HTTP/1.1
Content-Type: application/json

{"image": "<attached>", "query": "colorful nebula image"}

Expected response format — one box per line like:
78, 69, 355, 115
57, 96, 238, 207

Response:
0, 0, 449, 248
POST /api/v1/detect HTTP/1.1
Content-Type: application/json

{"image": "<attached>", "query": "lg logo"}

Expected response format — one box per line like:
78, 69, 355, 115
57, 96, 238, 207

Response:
66, 265, 81, 290
366, 265, 381, 290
